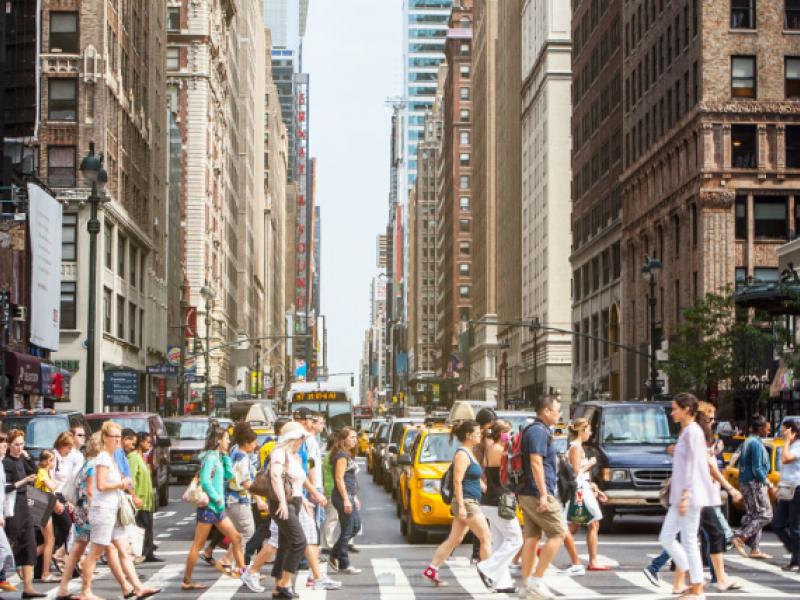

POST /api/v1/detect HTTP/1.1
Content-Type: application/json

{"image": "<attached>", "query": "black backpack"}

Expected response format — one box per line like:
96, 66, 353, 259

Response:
557, 457, 577, 505
440, 463, 454, 505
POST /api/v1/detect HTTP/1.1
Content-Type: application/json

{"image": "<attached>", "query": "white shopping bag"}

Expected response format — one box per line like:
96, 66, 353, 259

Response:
126, 525, 145, 557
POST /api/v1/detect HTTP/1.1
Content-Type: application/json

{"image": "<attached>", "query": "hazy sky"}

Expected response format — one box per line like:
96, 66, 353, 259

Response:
304, 0, 403, 398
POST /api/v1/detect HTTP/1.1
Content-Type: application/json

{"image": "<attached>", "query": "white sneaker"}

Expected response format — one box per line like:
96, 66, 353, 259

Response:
314, 577, 343, 590
560, 564, 586, 577
339, 566, 362, 575
525, 579, 555, 600
240, 570, 265, 593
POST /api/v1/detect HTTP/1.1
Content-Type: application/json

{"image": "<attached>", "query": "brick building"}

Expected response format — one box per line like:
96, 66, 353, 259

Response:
621, 1, 800, 399
435, 0, 473, 389
570, 0, 624, 402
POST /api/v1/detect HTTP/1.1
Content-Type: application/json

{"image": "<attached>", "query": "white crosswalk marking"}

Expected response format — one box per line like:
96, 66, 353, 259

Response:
197, 572, 243, 600
141, 563, 184, 588
41, 567, 110, 599
725, 554, 800, 584
297, 560, 328, 599
372, 557, 415, 600
153, 511, 176, 520
541, 572, 604, 598
447, 556, 508, 598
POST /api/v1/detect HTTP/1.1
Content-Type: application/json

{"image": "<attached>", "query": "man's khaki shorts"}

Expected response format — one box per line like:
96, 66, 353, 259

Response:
519, 494, 566, 539
450, 498, 483, 519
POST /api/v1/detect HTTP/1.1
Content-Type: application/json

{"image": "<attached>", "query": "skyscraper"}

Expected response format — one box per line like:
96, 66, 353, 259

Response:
403, 0, 453, 189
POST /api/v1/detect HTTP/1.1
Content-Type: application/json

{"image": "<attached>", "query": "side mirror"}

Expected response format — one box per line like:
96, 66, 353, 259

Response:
397, 454, 412, 466
157, 437, 171, 448
388, 444, 398, 454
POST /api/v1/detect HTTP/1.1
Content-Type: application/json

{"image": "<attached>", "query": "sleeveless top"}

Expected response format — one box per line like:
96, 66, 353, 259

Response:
457, 448, 483, 502
482, 466, 504, 506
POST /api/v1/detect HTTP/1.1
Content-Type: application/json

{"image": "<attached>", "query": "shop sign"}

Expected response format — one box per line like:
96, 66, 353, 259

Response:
4, 351, 41, 394
104, 369, 139, 406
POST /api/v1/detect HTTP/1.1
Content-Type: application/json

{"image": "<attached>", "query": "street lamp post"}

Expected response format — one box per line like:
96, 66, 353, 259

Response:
79, 143, 108, 414
200, 283, 215, 414
177, 279, 189, 415
642, 256, 662, 400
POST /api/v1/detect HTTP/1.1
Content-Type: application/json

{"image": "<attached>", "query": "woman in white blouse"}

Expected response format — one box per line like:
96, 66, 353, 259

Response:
658, 393, 716, 600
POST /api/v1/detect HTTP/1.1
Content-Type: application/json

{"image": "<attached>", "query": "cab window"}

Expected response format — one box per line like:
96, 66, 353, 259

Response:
419, 433, 460, 464
401, 429, 419, 452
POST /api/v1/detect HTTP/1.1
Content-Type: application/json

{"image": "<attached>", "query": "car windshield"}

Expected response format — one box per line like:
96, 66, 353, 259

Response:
165, 421, 209, 440
600, 405, 677, 445
87, 417, 149, 434
419, 433, 460, 464
1, 417, 68, 449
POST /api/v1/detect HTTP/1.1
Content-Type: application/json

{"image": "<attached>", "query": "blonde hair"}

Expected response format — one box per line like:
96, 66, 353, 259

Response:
697, 401, 716, 418
568, 418, 590, 441
85, 431, 103, 459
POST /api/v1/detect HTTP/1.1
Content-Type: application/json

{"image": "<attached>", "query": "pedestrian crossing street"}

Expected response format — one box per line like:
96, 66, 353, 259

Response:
9, 546, 800, 600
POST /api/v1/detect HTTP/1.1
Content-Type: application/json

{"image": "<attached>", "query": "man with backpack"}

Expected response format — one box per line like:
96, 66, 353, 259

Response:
518, 395, 565, 600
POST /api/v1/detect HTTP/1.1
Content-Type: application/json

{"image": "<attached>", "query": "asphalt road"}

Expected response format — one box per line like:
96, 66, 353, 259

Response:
7, 460, 799, 599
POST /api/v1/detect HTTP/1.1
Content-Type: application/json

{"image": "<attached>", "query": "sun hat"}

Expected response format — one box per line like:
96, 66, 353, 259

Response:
278, 421, 310, 444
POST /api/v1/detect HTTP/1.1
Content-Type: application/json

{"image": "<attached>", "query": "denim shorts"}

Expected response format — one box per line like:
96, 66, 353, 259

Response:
197, 507, 225, 524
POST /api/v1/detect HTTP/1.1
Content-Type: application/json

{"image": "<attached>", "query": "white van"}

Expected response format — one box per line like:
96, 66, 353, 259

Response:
448, 399, 497, 423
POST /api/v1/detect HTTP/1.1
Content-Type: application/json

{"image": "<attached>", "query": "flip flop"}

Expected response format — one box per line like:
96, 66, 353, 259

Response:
181, 582, 207, 591
200, 554, 214, 566
135, 587, 162, 600
717, 582, 742, 592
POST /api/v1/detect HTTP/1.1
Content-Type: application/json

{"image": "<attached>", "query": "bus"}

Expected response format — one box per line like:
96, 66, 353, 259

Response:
287, 383, 354, 436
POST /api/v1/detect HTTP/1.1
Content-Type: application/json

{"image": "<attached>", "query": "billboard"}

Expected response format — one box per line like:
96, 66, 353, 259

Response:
27, 183, 62, 350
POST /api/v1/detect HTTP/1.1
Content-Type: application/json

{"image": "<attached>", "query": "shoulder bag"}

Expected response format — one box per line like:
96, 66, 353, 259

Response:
497, 492, 518, 520
776, 480, 798, 502
116, 491, 137, 527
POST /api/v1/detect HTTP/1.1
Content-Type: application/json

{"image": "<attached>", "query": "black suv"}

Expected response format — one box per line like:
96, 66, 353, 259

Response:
572, 401, 678, 531
0, 409, 91, 461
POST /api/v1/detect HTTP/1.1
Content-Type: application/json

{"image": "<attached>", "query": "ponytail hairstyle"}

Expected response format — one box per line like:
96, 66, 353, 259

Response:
673, 392, 699, 417
451, 419, 480, 443
568, 418, 590, 442
39, 449, 55, 468
487, 420, 511, 443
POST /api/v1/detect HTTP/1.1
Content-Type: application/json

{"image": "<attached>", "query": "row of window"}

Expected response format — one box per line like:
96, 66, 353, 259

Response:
573, 73, 622, 152
573, 131, 622, 200
573, 18, 621, 105
573, 191, 622, 249
573, 0, 612, 57
730, 56, 800, 100
735, 194, 800, 241
573, 241, 622, 302
626, 0, 698, 59
102, 288, 144, 347
731, 0, 800, 30
573, 307, 619, 368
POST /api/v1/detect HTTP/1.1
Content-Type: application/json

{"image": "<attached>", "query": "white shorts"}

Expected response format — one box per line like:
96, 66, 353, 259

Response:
299, 503, 319, 546
268, 519, 279, 549
89, 507, 126, 546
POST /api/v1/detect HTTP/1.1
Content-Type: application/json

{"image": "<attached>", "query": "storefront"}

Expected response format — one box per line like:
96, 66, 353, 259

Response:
3, 350, 42, 409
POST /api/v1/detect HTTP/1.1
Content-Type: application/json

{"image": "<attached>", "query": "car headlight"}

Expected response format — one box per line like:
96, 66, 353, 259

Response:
420, 479, 441, 494
601, 468, 630, 482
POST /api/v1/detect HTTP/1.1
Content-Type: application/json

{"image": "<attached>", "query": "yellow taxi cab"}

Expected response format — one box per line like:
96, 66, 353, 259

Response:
398, 425, 459, 543
366, 419, 386, 474
723, 437, 784, 517
358, 429, 370, 456
391, 423, 425, 515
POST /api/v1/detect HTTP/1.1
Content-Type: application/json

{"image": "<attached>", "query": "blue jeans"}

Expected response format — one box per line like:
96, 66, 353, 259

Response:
332, 493, 358, 568
648, 549, 671, 573
772, 485, 800, 566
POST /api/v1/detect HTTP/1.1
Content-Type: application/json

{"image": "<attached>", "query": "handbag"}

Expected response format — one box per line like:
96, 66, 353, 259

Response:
3, 489, 15, 518
776, 480, 798, 502
116, 492, 137, 527
249, 469, 272, 498
259, 463, 293, 502
566, 488, 593, 525
497, 492, 518, 520
182, 473, 210, 508
27, 486, 57, 528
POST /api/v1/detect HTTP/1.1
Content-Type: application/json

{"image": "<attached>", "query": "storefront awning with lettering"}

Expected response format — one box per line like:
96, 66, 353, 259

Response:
4, 351, 42, 395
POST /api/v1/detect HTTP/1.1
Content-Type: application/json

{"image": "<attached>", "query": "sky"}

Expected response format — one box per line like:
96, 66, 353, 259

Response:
303, 0, 403, 399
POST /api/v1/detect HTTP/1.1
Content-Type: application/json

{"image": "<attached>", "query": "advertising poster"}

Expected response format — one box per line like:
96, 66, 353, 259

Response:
27, 183, 62, 350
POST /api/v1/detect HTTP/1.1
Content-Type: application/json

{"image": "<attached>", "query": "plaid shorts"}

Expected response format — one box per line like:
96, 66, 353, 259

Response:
299, 503, 319, 545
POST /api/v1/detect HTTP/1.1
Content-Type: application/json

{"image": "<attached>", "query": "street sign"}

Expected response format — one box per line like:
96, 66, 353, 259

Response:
104, 369, 139, 406
146, 364, 177, 375
185, 374, 205, 383
211, 385, 227, 409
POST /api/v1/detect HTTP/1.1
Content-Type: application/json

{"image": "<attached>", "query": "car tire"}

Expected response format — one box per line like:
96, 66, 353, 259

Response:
598, 506, 615, 534
374, 467, 383, 486
406, 514, 427, 544
158, 482, 169, 507
383, 476, 393, 493
400, 505, 408, 536
395, 491, 402, 518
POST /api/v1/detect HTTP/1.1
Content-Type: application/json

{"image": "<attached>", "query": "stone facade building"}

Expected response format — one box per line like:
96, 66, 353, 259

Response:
435, 1, 473, 387
519, 0, 573, 407
41, 0, 169, 412
570, 0, 624, 402
621, 1, 800, 399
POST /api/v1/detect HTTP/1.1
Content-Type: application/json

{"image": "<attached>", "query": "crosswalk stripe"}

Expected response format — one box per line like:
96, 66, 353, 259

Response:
614, 570, 671, 595
40, 567, 110, 599
447, 556, 508, 598
196, 572, 243, 600
541, 573, 603, 598
726, 554, 800, 584
372, 557, 415, 600
297, 559, 328, 599
141, 563, 184, 588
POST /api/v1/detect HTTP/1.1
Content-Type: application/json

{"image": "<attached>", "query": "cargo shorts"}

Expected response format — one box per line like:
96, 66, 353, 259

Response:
519, 494, 566, 539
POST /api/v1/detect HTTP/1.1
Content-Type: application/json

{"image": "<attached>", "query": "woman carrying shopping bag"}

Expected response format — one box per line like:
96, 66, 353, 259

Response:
565, 418, 609, 571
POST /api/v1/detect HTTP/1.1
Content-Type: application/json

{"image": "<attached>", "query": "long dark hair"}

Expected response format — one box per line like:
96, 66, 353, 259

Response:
749, 415, 769, 434
673, 392, 698, 416
329, 427, 355, 465
783, 419, 800, 437
451, 420, 479, 443
204, 422, 227, 451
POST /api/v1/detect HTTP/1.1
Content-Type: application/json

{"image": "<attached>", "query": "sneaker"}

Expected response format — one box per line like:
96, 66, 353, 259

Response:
642, 568, 661, 587
314, 577, 343, 590
509, 564, 522, 575
328, 556, 339, 572
339, 566, 362, 575
240, 570, 265, 593
423, 566, 448, 587
0, 582, 17, 592
561, 564, 586, 577
348, 544, 361, 554
525, 579, 555, 600
781, 564, 800, 572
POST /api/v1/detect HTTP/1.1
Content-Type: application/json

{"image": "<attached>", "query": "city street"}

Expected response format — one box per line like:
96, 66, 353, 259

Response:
5, 459, 797, 600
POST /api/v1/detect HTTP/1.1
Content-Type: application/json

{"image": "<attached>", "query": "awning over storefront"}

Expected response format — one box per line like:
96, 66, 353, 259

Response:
4, 351, 42, 394
734, 269, 800, 315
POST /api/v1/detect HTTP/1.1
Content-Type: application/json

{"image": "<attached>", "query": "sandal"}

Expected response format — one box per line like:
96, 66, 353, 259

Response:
123, 590, 136, 599
134, 588, 162, 600
181, 582, 207, 591
716, 582, 742, 592
39, 574, 60, 583
200, 553, 214, 566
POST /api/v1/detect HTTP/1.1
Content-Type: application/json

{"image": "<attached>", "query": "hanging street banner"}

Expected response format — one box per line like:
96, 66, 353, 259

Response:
27, 183, 62, 350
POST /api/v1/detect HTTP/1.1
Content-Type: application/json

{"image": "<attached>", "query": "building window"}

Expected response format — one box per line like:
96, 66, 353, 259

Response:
167, 7, 180, 31
166, 47, 179, 70
788, 0, 800, 29
49, 12, 78, 53
787, 125, 800, 168
459, 263, 470, 275
117, 234, 126, 276
731, 0, 756, 29
731, 124, 757, 168
459, 87, 470, 100
459, 196, 470, 210
735, 195, 747, 239
47, 146, 76, 187
62, 213, 77, 261
460, 42, 470, 55
735, 267, 747, 289
731, 56, 756, 98
60, 282, 76, 329
458, 219, 470, 232
459, 242, 470, 255
48, 78, 77, 120
129, 302, 136, 344
103, 288, 112, 333
140, 253, 145, 289
459, 175, 470, 190
104, 224, 113, 269
460, 64, 470, 78
117, 295, 125, 338
786, 58, 800, 99
459, 153, 470, 166
139, 308, 144, 348
459, 286, 470, 298
753, 196, 788, 239
459, 109, 470, 121
460, 130, 470, 145
130, 247, 137, 287
754, 267, 779, 282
